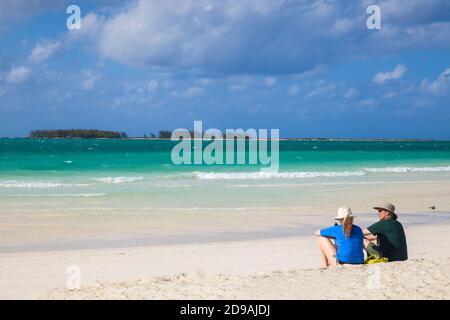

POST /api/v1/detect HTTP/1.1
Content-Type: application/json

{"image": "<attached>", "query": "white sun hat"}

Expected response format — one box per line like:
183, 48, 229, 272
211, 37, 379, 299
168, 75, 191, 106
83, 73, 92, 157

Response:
334, 207, 354, 220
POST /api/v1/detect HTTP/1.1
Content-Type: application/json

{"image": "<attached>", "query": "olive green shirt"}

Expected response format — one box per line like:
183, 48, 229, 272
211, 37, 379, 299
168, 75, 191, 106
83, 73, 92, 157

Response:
367, 218, 408, 261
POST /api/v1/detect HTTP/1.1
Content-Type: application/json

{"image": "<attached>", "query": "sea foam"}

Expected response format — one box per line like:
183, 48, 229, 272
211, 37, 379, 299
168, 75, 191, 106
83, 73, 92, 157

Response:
5, 193, 107, 197
192, 171, 367, 180
364, 166, 450, 173
94, 176, 144, 184
182, 165, 450, 180
0, 181, 90, 188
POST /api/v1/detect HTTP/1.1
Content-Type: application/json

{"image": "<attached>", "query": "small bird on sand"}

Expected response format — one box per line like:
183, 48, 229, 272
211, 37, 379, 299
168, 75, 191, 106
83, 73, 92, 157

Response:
429, 206, 436, 210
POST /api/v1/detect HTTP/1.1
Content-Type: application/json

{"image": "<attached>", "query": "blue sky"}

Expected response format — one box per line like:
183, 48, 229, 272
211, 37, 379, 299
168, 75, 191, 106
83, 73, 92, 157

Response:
0, 0, 449, 138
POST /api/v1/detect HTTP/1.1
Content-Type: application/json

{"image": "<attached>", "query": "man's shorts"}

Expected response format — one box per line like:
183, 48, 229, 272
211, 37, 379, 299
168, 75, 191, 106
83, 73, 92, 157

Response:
366, 242, 383, 258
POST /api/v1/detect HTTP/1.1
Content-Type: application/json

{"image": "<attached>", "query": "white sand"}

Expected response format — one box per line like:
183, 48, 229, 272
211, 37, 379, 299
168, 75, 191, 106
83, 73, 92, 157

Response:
1, 222, 449, 300
47, 257, 450, 300
1, 180, 450, 299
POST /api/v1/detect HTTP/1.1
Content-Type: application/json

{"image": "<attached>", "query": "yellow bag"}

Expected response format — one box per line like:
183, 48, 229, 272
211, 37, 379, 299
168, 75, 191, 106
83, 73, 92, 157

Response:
364, 254, 389, 264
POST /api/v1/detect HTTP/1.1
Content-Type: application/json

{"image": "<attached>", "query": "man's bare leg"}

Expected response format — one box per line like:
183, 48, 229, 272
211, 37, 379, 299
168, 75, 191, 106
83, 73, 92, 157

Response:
363, 238, 373, 250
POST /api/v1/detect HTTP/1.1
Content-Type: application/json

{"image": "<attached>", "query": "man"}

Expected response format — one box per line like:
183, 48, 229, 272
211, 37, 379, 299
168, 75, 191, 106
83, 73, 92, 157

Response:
363, 203, 408, 262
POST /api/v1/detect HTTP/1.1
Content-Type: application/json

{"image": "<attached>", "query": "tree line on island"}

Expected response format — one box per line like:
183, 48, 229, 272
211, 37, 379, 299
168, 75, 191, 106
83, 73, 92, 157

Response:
29, 129, 178, 139
29, 129, 128, 139
29, 129, 269, 139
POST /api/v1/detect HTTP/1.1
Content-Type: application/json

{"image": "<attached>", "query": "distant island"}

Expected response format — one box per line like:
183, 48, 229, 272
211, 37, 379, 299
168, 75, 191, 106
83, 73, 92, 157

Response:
29, 129, 128, 139
24, 129, 437, 141
28, 129, 174, 139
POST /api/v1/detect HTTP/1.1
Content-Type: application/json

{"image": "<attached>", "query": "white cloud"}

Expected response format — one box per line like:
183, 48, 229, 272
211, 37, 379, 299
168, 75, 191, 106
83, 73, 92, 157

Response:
81, 70, 101, 90
5, 66, 31, 84
343, 87, 357, 99
68, 13, 106, 42
331, 18, 353, 35
288, 85, 299, 96
382, 91, 397, 99
263, 76, 276, 87
228, 75, 254, 91
373, 64, 408, 84
28, 40, 61, 64
194, 78, 213, 86
306, 81, 336, 98
81, 0, 344, 73
147, 80, 159, 92
293, 65, 328, 80
180, 86, 204, 98
358, 99, 377, 108
229, 84, 246, 91
420, 67, 450, 94
63, 0, 450, 77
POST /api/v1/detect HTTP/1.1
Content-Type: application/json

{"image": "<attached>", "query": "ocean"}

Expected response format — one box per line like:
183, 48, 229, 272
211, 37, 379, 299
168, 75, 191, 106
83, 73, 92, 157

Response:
1, 138, 450, 213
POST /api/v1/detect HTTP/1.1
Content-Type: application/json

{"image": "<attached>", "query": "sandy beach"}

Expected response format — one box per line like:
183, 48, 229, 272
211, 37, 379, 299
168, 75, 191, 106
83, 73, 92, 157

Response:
0, 219, 449, 300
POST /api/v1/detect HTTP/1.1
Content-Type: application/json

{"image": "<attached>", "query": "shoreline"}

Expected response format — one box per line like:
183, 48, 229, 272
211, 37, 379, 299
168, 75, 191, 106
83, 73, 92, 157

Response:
1, 211, 449, 254
2, 178, 450, 253
1, 222, 449, 300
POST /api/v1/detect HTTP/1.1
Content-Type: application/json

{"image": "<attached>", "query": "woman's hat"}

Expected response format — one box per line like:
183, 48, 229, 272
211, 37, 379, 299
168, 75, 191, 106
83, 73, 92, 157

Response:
334, 207, 354, 220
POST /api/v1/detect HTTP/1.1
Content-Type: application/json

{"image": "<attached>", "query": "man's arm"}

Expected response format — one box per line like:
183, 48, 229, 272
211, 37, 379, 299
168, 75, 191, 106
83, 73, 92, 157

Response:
363, 228, 377, 241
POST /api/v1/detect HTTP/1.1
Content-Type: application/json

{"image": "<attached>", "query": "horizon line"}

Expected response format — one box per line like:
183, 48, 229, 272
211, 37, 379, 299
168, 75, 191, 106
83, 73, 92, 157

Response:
0, 136, 448, 142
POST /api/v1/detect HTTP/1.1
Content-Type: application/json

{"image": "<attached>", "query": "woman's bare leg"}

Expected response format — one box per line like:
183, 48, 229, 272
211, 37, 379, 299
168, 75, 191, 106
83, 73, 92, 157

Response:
317, 237, 337, 267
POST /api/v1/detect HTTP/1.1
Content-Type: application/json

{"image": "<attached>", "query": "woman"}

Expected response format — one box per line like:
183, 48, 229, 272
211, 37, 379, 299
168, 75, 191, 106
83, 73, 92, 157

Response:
314, 207, 364, 267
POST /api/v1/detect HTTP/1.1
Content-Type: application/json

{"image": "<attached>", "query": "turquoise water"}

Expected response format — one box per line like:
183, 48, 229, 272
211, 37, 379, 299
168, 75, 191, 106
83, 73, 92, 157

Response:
1, 138, 450, 210
1, 138, 450, 173
2, 138, 450, 252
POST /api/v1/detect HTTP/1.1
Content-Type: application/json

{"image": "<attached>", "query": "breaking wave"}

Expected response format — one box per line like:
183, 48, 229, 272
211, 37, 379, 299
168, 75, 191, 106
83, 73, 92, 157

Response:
191, 171, 367, 180
93, 176, 144, 184
364, 166, 450, 173
0, 181, 90, 188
